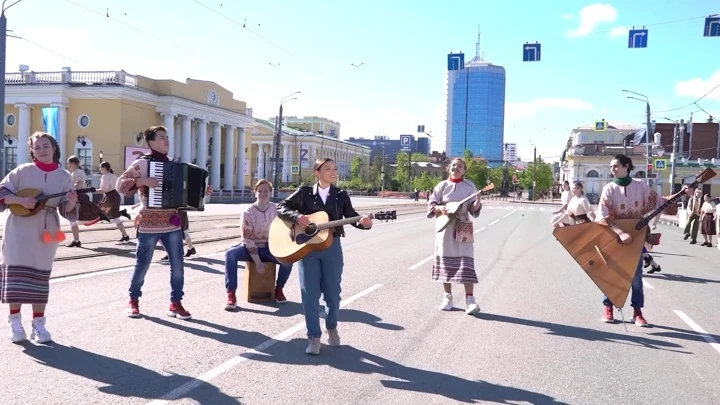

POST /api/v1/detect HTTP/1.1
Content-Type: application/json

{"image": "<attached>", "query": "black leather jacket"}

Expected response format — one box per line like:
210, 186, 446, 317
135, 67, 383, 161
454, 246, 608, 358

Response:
276, 184, 369, 237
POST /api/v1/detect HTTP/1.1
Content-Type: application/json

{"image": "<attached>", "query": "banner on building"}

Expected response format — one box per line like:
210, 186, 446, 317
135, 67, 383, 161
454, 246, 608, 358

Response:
124, 146, 151, 169
41, 107, 59, 140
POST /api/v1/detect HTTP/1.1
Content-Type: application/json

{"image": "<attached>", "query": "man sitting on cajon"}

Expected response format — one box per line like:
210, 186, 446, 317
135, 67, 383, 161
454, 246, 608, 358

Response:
223, 180, 293, 310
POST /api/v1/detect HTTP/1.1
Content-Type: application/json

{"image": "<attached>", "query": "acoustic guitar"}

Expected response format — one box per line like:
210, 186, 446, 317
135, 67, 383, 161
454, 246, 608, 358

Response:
269, 210, 397, 264
9, 187, 96, 217
435, 183, 494, 233
553, 168, 715, 308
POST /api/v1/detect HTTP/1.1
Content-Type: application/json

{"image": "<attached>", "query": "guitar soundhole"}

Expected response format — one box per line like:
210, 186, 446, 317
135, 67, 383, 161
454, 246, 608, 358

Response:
304, 224, 317, 235
588, 260, 595, 266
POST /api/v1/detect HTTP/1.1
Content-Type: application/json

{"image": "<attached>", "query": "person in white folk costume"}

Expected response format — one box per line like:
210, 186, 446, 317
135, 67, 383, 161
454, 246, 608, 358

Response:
427, 158, 483, 315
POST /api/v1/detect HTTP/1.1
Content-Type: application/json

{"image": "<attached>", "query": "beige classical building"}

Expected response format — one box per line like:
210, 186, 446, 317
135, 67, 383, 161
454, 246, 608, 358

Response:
2, 66, 256, 191
560, 120, 720, 202
251, 118, 370, 185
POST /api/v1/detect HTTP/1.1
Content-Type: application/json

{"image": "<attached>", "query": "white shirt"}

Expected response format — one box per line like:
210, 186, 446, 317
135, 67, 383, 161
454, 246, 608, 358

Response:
561, 190, 572, 205
318, 185, 330, 204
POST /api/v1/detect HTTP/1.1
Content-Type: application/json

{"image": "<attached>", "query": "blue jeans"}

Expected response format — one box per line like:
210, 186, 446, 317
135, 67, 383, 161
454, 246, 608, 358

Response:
129, 230, 185, 302
224, 245, 293, 292
299, 237, 343, 338
603, 247, 645, 308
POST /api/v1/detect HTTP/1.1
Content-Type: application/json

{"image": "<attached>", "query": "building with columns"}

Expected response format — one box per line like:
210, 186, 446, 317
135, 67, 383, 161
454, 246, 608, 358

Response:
251, 118, 370, 186
2, 67, 256, 192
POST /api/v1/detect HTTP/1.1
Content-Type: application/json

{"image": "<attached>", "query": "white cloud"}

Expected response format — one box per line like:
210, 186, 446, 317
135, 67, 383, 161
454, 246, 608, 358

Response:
566, 3, 618, 38
674, 69, 720, 99
561, 13, 574, 20
608, 26, 627, 39
506, 98, 593, 119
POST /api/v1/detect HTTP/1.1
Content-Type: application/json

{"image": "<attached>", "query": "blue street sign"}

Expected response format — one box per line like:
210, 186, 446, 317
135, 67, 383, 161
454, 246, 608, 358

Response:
704, 16, 720, 37
628, 29, 648, 48
400, 135, 412, 147
654, 159, 667, 171
594, 120, 606, 131
447, 53, 464, 71
522, 42, 541, 62
417, 125, 425, 133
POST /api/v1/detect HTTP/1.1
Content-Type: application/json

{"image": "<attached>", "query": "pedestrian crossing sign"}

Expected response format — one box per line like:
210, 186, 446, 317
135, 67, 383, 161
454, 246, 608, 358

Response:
654, 159, 667, 171
594, 120, 606, 131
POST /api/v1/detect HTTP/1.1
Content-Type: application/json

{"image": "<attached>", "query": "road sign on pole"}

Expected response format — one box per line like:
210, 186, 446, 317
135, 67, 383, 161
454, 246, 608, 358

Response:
654, 159, 667, 171
522, 42, 541, 62
400, 135, 412, 152
628, 28, 648, 48
704, 16, 720, 37
594, 120, 606, 131
447, 53, 464, 71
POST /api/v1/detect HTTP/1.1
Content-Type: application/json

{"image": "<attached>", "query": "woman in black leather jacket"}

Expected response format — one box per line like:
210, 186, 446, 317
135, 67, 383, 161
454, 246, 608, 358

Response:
277, 157, 373, 355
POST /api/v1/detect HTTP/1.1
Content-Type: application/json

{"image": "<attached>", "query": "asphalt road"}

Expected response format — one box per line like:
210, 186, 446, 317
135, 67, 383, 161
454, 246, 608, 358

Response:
1, 200, 719, 405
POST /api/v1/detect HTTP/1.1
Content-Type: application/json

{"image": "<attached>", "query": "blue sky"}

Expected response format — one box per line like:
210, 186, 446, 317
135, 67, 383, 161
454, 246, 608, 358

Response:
6, 0, 720, 162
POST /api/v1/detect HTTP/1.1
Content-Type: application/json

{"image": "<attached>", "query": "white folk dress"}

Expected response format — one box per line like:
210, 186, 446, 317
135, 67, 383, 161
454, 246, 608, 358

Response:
0, 163, 76, 304
427, 179, 481, 284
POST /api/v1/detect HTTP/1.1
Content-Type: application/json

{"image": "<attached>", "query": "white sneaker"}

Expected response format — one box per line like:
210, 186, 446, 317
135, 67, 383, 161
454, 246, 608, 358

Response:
30, 317, 52, 344
305, 337, 321, 355
439, 293, 453, 311
327, 329, 341, 347
465, 296, 480, 315
8, 313, 26, 343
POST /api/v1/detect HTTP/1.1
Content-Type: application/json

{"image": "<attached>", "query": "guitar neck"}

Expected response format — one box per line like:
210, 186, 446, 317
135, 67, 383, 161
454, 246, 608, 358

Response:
316, 216, 363, 230
635, 183, 696, 230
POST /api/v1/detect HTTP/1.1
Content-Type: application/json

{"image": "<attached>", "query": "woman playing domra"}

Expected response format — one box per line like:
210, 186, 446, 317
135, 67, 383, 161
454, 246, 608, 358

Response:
0, 132, 78, 343
427, 158, 482, 315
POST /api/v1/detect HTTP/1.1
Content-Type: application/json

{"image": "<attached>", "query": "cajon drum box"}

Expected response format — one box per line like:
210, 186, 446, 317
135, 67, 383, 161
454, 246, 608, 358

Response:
243, 262, 277, 303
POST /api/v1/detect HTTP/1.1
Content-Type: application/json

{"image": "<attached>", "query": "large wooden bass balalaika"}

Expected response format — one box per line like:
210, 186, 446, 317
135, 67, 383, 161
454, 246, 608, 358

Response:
553, 169, 715, 308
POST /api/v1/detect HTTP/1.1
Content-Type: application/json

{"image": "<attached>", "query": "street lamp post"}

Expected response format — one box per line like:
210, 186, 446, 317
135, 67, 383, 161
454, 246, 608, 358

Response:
272, 91, 300, 199
529, 140, 537, 201
622, 89, 653, 185
1, 0, 25, 139
664, 117, 681, 194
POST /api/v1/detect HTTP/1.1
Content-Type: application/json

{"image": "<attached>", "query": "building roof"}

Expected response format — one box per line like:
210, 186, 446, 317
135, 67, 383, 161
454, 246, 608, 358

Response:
253, 118, 369, 149
575, 121, 641, 131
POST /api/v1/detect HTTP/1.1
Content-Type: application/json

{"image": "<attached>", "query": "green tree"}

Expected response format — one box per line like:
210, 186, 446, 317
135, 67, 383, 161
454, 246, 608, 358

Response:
518, 161, 553, 198
462, 150, 488, 188
349, 156, 366, 182
410, 153, 429, 162
412, 171, 442, 192
368, 154, 384, 188
488, 165, 516, 188
394, 151, 409, 190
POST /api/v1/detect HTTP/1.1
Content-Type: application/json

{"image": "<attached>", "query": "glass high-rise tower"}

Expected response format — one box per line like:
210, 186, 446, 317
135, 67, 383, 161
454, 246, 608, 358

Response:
445, 33, 506, 165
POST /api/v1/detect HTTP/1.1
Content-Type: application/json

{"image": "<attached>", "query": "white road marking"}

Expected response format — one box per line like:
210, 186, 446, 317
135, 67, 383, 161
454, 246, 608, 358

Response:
474, 226, 487, 234
642, 279, 654, 289
503, 209, 518, 218
488, 219, 499, 226
409, 255, 434, 270
673, 310, 720, 356
148, 284, 385, 404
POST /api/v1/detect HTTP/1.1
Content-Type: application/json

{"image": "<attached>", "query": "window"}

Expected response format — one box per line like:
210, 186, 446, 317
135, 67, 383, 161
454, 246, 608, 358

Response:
77, 147, 92, 170
586, 170, 600, 178
4, 113, 15, 127
4, 146, 17, 174
77, 114, 90, 128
